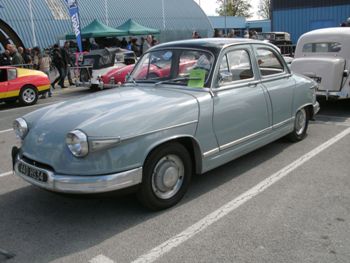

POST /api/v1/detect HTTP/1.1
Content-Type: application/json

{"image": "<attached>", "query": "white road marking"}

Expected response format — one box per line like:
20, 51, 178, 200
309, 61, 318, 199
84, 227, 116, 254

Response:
89, 254, 115, 263
0, 128, 13, 134
0, 171, 12, 178
131, 127, 350, 263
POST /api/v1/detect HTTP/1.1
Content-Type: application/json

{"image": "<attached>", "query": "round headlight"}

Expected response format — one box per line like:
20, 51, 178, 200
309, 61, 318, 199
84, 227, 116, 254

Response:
66, 130, 89, 157
13, 118, 28, 139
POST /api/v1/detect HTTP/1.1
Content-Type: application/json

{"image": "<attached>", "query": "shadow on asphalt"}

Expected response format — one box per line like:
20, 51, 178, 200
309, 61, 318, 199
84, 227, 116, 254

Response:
318, 98, 350, 117
0, 138, 292, 262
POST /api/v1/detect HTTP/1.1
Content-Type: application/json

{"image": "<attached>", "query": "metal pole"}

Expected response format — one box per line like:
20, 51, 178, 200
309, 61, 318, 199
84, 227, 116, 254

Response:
162, 0, 166, 30
105, 0, 109, 26
224, 0, 227, 36
28, 0, 37, 47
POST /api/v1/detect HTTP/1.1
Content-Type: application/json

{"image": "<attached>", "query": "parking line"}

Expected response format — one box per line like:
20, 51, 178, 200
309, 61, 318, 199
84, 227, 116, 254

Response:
89, 255, 115, 263
0, 171, 12, 178
0, 128, 13, 134
130, 126, 350, 263
0, 101, 54, 114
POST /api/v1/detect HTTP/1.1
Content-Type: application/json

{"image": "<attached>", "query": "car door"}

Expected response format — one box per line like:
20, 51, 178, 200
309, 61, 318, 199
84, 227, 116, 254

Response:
0, 68, 8, 99
5, 68, 18, 98
253, 45, 295, 127
212, 45, 271, 151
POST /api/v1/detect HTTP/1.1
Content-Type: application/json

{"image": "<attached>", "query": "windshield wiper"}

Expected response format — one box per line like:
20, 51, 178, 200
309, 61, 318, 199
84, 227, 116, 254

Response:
154, 77, 202, 86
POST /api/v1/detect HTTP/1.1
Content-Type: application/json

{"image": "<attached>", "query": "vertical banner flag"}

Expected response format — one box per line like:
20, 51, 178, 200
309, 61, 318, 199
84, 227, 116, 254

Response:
64, 0, 82, 52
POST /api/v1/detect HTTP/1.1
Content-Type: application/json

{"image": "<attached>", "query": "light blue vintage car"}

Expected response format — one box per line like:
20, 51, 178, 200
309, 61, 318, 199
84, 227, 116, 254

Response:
12, 39, 320, 210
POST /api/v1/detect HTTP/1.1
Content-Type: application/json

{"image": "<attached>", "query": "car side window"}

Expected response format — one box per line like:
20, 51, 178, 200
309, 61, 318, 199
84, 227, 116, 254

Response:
256, 48, 284, 77
0, 69, 7, 82
7, 69, 17, 81
218, 49, 253, 86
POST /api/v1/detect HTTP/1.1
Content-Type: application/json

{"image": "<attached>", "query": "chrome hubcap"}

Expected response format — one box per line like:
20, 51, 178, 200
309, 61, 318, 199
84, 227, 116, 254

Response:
22, 88, 36, 103
152, 154, 184, 199
295, 109, 307, 135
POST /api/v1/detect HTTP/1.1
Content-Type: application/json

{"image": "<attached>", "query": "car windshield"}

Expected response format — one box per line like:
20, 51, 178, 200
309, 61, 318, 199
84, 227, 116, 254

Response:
127, 49, 214, 88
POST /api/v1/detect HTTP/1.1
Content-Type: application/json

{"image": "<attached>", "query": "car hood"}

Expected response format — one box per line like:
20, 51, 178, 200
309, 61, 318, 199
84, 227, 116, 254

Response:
22, 86, 199, 161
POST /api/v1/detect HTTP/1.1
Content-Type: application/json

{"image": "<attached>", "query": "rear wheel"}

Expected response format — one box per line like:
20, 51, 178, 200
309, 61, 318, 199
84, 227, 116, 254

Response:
287, 107, 309, 142
137, 142, 192, 210
19, 85, 38, 106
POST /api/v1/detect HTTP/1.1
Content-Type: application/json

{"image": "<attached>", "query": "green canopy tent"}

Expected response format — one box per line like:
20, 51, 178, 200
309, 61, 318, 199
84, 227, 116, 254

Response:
115, 19, 160, 35
65, 19, 127, 39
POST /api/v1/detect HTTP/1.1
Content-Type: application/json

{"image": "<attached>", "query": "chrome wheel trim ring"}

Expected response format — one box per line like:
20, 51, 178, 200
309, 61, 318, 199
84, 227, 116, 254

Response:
151, 154, 185, 200
22, 88, 36, 103
295, 108, 307, 136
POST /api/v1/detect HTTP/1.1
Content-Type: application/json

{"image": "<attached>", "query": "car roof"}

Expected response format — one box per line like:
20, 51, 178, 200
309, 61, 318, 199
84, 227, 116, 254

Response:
149, 38, 271, 54
300, 27, 350, 38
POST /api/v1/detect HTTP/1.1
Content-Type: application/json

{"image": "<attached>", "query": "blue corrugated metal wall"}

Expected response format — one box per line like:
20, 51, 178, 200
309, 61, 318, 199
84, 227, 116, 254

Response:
0, 0, 213, 49
273, 4, 350, 44
246, 20, 271, 32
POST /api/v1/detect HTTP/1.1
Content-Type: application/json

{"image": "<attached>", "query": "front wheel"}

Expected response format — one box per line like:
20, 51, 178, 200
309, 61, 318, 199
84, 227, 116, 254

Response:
287, 107, 309, 142
137, 142, 192, 210
19, 85, 38, 106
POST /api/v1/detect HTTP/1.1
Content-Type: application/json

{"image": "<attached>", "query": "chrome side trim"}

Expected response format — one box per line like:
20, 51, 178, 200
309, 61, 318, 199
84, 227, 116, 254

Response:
88, 137, 121, 152
220, 126, 272, 151
272, 117, 294, 129
14, 156, 142, 194
203, 148, 220, 158
121, 120, 198, 141
205, 117, 294, 157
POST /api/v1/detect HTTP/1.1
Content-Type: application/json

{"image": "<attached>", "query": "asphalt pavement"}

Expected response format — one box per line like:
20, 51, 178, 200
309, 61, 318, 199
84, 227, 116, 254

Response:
0, 89, 349, 263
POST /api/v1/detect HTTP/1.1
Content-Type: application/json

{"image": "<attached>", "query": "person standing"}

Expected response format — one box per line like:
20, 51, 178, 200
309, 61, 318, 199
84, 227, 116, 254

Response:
39, 50, 52, 97
51, 44, 66, 89
61, 41, 74, 86
130, 38, 140, 57
18, 47, 32, 65
32, 47, 41, 70
8, 45, 25, 66
143, 35, 153, 53
0, 50, 12, 66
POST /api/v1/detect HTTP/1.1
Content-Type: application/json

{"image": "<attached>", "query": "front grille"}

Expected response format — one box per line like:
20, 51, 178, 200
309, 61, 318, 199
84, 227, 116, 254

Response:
21, 155, 54, 171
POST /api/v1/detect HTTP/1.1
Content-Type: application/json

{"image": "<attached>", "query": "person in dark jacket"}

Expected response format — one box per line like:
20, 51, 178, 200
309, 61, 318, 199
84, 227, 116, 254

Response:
61, 41, 74, 86
7, 45, 25, 66
51, 44, 67, 89
18, 47, 32, 65
0, 50, 12, 66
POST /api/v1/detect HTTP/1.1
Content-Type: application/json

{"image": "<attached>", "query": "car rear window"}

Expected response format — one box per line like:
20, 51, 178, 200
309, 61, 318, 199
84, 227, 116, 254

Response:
302, 42, 342, 53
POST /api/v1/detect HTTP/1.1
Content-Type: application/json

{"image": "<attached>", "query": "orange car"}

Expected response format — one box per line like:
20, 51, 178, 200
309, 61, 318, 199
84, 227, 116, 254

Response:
0, 66, 51, 106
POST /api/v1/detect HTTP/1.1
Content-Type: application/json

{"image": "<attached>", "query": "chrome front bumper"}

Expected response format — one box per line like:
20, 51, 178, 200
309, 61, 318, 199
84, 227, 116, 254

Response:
313, 101, 320, 116
13, 156, 142, 194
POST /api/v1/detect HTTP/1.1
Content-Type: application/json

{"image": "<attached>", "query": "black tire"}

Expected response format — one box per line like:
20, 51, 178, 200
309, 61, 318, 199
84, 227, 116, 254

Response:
89, 84, 99, 91
19, 85, 38, 106
287, 107, 309, 142
137, 142, 192, 210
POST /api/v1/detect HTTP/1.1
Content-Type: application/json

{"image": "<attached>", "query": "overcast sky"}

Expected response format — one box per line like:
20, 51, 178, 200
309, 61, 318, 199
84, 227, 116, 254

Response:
193, 0, 261, 20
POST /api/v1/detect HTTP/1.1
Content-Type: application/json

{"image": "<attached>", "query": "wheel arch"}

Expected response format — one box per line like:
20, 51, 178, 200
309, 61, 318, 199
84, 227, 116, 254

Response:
144, 135, 203, 175
295, 103, 313, 119
20, 84, 38, 93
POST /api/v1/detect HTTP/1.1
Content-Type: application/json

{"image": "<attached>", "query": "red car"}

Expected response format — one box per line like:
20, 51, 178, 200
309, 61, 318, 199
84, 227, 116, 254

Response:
0, 66, 50, 106
100, 59, 196, 88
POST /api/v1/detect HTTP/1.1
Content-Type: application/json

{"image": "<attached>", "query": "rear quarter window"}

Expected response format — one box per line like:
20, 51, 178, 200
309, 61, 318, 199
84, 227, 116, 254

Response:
302, 42, 342, 53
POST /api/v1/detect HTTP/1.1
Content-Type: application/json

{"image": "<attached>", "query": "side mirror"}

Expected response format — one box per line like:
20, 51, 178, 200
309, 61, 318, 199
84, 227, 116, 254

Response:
343, 70, 349, 77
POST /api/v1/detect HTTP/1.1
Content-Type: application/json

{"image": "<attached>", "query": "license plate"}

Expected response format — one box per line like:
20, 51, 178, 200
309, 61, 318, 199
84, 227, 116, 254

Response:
18, 162, 48, 183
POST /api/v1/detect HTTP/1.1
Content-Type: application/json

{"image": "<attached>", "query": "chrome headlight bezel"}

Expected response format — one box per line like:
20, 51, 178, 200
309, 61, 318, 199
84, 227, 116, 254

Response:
66, 130, 89, 157
13, 118, 28, 139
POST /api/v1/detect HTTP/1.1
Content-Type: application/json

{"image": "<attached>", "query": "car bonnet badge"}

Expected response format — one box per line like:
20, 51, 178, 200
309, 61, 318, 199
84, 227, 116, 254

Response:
37, 132, 46, 144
